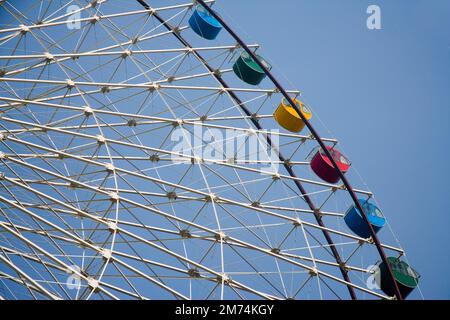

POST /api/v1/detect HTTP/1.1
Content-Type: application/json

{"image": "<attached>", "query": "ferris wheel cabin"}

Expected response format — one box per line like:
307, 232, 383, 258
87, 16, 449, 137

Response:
189, 5, 223, 40
378, 257, 420, 298
273, 98, 312, 133
310, 146, 351, 184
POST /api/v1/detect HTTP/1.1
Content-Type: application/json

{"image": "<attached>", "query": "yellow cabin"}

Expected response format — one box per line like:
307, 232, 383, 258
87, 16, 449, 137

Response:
273, 98, 312, 133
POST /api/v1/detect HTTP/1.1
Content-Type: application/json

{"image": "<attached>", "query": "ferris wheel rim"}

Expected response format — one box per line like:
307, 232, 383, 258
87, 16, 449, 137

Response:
193, 0, 403, 300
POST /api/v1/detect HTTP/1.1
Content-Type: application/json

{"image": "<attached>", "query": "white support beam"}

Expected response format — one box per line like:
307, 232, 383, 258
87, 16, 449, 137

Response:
0, 44, 260, 60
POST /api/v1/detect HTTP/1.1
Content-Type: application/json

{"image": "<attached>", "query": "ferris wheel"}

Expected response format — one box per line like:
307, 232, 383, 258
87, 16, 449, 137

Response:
0, 0, 420, 300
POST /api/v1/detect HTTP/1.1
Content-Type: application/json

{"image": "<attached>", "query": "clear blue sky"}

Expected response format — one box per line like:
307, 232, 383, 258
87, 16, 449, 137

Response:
215, 0, 450, 299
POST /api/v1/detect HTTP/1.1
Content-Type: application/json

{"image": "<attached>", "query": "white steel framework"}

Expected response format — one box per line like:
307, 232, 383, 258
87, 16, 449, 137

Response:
0, 0, 407, 300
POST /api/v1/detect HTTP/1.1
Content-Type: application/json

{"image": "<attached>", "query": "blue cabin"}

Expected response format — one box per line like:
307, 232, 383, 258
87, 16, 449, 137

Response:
189, 5, 222, 40
344, 199, 385, 238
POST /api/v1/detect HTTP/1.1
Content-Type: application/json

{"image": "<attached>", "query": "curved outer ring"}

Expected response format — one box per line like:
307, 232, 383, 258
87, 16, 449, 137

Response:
137, 0, 402, 300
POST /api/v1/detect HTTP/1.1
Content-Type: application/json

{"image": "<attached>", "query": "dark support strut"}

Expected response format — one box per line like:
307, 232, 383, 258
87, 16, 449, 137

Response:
136, 0, 356, 300
135, 0, 399, 300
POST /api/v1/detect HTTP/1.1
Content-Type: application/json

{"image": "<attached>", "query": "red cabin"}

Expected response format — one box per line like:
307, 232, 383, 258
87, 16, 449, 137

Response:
310, 146, 351, 183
